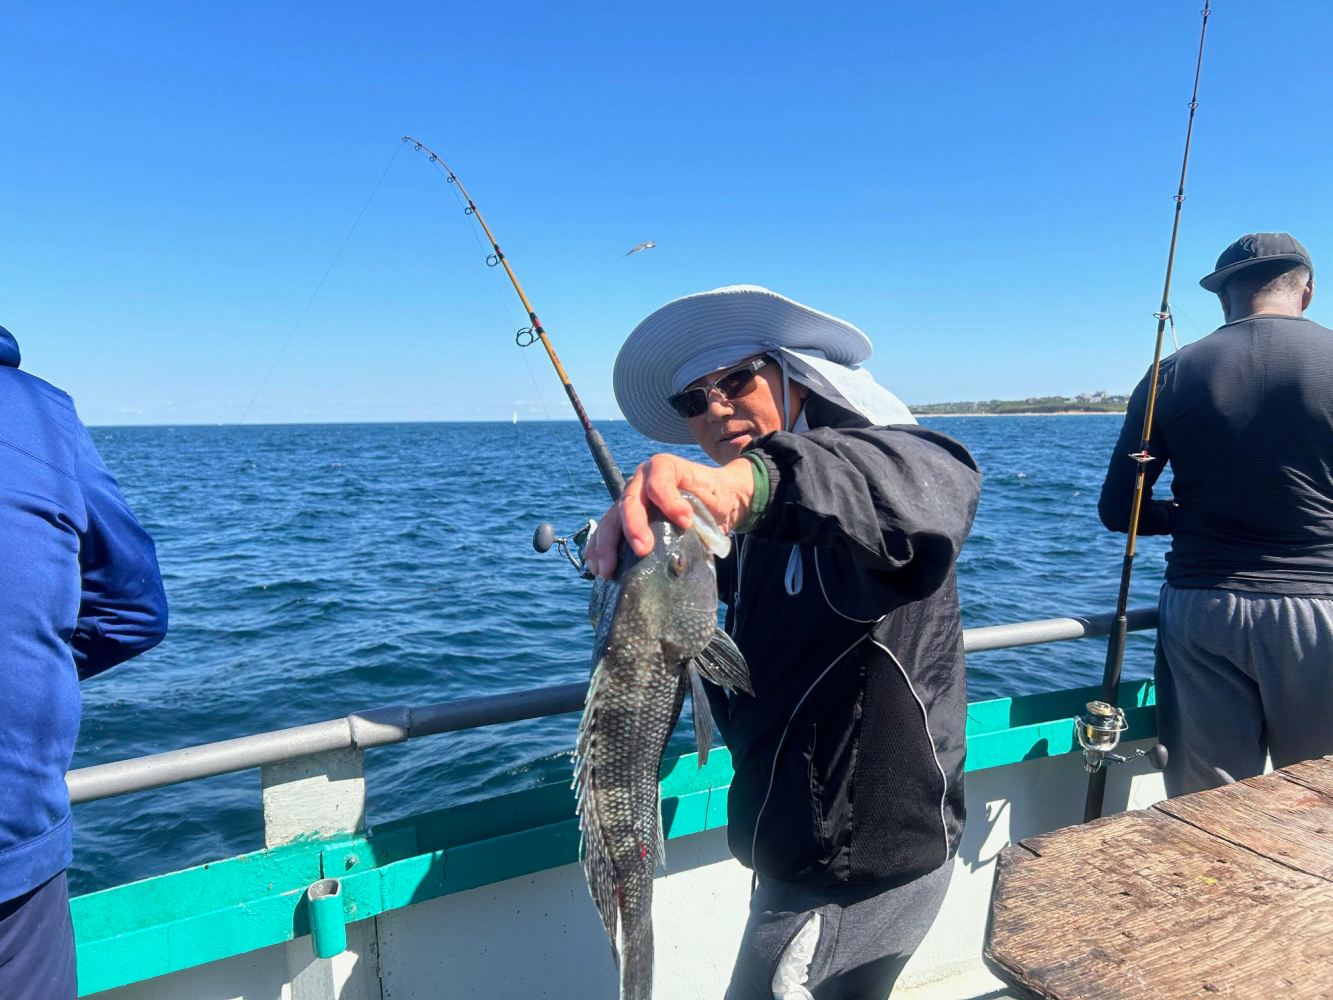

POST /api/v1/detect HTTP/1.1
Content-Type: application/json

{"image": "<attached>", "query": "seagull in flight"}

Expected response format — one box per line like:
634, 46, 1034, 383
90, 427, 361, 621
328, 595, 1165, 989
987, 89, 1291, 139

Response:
625, 241, 657, 257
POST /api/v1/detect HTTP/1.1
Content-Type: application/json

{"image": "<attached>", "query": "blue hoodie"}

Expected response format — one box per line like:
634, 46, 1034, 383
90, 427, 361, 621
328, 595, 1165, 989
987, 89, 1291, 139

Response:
0, 327, 168, 904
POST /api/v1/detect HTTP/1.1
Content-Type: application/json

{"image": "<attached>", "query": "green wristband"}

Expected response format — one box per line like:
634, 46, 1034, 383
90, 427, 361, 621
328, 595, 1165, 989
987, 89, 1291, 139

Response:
737, 451, 770, 534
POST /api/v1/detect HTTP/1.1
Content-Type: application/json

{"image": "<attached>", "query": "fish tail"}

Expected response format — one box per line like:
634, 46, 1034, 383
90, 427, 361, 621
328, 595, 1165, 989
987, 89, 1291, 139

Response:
618, 915, 654, 1000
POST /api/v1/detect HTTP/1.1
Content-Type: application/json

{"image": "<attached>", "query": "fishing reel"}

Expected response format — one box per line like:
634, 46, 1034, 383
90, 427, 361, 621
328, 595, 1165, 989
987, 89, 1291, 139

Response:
1074, 701, 1168, 774
533, 519, 596, 578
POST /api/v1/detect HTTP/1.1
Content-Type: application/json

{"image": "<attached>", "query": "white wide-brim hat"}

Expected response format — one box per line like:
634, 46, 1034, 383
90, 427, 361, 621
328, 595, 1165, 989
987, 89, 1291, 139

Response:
614, 284, 913, 444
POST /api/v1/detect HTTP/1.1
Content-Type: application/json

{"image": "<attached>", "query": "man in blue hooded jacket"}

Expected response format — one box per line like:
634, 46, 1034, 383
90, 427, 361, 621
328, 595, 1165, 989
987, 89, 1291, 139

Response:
0, 324, 168, 999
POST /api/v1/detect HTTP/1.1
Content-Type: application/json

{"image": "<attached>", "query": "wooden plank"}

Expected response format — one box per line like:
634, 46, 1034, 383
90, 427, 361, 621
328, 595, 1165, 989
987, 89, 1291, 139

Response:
986, 807, 1333, 998
1281, 756, 1333, 797
1153, 765, 1333, 882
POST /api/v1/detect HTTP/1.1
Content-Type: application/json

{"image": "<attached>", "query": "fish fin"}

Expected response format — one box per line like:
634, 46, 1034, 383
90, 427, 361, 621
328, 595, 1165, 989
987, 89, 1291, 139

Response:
653, 679, 683, 872
687, 662, 713, 767
680, 491, 731, 558
691, 628, 752, 695
573, 666, 621, 961
619, 918, 655, 1000
656, 796, 667, 872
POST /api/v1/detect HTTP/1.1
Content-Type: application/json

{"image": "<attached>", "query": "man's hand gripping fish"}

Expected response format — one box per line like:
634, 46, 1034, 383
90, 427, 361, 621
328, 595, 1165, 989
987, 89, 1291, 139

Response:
574, 492, 752, 1000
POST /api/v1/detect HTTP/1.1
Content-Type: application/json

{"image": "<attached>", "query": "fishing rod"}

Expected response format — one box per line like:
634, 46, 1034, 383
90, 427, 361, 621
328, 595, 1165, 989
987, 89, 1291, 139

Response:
1080, 1, 1212, 822
402, 135, 625, 502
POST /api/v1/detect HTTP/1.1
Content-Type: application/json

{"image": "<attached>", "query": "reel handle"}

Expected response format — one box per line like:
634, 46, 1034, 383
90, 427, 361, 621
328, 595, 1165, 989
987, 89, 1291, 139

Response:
533, 523, 557, 553
531, 519, 597, 577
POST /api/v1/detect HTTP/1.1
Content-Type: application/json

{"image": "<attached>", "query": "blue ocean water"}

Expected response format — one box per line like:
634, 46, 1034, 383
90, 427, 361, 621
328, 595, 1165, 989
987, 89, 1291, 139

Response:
69, 416, 1169, 893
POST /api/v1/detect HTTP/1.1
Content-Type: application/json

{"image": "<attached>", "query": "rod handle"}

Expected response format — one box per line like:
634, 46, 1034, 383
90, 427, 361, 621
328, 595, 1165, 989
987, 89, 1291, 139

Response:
585, 427, 625, 500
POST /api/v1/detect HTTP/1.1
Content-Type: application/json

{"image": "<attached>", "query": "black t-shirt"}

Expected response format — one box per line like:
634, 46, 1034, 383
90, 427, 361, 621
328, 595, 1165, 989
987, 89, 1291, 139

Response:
1099, 314, 1333, 596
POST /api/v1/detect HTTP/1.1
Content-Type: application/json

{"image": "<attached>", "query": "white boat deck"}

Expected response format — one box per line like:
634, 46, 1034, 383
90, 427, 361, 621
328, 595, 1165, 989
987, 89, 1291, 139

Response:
899, 969, 1016, 999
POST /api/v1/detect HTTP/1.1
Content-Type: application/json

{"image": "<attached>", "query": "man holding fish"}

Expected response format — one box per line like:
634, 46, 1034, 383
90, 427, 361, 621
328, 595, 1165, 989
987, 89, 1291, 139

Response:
586, 285, 981, 999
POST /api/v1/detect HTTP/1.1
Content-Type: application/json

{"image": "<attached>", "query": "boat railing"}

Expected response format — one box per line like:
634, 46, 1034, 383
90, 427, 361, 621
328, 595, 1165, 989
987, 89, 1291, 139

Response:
64, 606, 1163, 998
66, 607, 1158, 808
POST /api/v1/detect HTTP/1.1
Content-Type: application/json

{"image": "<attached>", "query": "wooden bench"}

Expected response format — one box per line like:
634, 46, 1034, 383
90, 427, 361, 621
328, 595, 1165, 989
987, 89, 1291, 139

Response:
985, 757, 1333, 998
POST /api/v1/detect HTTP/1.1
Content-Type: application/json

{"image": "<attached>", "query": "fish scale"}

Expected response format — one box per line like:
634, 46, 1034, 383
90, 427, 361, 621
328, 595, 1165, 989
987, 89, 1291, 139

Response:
575, 495, 751, 999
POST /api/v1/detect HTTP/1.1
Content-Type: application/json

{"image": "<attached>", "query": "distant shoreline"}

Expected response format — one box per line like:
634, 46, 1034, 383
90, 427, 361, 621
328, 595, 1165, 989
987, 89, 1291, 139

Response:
912, 410, 1126, 418
85, 411, 1129, 429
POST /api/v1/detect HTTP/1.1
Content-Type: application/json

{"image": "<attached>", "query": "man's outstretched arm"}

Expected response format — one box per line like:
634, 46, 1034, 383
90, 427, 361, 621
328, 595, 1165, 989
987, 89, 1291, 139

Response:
72, 424, 168, 679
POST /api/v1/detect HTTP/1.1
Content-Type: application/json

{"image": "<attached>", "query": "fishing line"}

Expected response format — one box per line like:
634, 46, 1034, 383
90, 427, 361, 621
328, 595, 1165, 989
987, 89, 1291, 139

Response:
402, 136, 625, 499
238, 142, 403, 424
516, 351, 583, 493
432, 159, 529, 331
1173, 304, 1208, 347
426, 158, 580, 492
1083, 0, 1211, 822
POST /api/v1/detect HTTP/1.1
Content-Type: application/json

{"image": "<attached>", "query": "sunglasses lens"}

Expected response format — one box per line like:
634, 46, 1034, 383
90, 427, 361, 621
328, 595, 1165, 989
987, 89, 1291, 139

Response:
668, 389, 708, 419
667, 357, 767, 419
717, 368, 757, 397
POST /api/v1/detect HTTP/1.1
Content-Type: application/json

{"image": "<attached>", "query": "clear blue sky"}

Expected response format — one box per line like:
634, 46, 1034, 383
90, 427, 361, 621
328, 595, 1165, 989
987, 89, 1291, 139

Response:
4, 2, 1331, 425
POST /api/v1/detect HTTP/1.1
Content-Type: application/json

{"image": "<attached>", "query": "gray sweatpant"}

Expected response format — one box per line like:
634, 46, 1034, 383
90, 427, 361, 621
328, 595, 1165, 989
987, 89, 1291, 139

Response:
1156, 583, 1333, 797
723, 860, 952, 1000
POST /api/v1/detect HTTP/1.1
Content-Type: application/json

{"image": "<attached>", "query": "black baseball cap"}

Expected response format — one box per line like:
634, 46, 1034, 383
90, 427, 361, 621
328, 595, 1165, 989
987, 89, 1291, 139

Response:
1199, 232, 1313, 293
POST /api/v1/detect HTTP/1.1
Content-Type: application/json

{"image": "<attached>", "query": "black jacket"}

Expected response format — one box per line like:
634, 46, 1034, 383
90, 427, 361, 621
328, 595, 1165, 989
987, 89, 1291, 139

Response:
709, 400, 980, 887
1099, 315, 1333, 596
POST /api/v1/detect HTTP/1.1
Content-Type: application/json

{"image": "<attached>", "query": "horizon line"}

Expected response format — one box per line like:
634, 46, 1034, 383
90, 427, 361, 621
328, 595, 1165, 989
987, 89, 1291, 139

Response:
86, 411, 1126, 430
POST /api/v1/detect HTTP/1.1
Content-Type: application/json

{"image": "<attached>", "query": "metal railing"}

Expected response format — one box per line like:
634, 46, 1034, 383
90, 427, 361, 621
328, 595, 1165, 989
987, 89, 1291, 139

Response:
66, 607, 1158, 805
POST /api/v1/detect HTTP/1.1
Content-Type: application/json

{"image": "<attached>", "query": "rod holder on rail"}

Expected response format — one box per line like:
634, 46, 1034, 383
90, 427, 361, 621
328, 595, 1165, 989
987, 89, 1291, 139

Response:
306, 878, 348, 959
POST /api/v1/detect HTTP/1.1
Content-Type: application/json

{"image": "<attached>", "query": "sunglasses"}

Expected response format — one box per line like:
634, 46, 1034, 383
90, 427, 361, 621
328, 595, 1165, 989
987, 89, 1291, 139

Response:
667, 356, 771, 419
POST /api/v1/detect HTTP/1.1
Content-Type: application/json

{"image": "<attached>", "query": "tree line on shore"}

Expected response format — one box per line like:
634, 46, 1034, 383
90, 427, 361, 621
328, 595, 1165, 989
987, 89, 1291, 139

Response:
909, 393, 1130, 415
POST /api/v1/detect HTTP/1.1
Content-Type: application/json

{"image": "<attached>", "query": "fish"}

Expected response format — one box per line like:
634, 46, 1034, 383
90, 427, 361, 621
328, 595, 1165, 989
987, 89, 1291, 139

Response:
574, 492, 752, 1000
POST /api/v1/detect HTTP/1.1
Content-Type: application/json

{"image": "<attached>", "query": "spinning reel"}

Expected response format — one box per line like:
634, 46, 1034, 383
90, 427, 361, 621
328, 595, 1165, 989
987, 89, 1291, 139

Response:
532, 519, 596, 577
1075, 701, 1168, 774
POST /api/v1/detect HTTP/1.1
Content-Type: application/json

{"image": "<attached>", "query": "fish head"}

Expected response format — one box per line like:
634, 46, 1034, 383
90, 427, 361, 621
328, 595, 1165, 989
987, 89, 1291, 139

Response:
596, 492, 731, 668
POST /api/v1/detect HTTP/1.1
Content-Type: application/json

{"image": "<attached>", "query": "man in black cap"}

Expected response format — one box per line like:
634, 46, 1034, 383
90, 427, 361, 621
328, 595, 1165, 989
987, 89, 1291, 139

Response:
1099, 233, 1333, 796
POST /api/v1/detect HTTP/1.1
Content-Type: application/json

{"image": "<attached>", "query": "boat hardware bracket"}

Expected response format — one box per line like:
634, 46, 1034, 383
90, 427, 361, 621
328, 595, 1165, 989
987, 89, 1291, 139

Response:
306, 878, 348, 959
1075, 700, 1168, 775
533, 519, 597, 578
